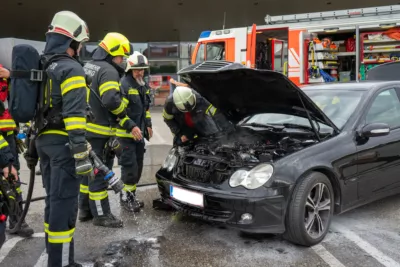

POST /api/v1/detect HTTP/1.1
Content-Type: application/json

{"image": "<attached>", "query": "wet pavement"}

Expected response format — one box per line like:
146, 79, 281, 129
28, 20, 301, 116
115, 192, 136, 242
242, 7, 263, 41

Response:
2, 110, 400, 266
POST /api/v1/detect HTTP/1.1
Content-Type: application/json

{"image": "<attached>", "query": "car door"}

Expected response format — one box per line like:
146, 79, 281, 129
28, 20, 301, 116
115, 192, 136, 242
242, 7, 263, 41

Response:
356, 87, 400, 200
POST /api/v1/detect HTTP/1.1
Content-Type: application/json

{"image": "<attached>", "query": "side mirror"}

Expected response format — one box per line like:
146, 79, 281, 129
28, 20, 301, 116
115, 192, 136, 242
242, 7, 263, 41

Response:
361, 123, 390, 138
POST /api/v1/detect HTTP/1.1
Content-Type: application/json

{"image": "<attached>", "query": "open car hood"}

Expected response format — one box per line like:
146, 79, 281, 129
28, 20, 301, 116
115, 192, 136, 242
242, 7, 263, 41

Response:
178, 61, 339, 132
366, 61, 400, 81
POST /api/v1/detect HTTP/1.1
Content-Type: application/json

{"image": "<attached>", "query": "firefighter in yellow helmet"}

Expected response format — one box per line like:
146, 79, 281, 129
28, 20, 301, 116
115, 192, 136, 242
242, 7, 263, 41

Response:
79, 32, 136, 227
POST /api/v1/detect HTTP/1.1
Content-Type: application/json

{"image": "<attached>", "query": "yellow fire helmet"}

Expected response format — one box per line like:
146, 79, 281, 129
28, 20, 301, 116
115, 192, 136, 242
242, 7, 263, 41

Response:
99, 32, 131, 57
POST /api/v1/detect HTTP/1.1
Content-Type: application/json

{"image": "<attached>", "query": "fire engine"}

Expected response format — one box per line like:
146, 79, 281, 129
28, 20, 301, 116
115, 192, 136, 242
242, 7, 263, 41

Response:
191, 5, 400, 85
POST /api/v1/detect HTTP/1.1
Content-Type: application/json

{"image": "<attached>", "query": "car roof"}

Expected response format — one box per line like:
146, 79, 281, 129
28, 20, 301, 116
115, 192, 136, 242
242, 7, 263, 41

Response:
301, 81, 400, 91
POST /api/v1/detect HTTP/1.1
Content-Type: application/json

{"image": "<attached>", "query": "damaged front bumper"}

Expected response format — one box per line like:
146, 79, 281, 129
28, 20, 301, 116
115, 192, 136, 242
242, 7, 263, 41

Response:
155, 169, 291, 234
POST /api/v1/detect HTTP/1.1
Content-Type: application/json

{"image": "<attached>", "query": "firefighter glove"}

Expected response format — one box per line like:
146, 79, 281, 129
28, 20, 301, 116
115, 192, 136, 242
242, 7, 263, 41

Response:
16, 138, 27, 154
71, 142, 93, 176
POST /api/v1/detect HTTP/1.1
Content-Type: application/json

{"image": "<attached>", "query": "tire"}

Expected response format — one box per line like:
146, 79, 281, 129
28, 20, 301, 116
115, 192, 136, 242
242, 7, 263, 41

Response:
283, 172, 334, 246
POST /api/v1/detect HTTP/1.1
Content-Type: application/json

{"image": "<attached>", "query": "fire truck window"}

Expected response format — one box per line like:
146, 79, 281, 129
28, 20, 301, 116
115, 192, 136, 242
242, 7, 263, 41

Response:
206, 42, 225, 60
195, 44, 205, 63
274, 42, 283, 72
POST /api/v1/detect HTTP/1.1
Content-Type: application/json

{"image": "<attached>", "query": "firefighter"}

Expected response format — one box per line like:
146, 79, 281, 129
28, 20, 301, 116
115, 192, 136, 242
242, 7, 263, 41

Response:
163, 86, 234, 145
0, 66, 34, 237
79, 32, 136, 227
116, 51, 152, 212
35, 11, 92, 267
0, 135, 19, 249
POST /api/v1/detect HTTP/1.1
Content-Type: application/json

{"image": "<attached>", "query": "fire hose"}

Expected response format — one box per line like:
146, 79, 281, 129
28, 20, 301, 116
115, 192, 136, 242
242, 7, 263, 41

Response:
21, 182, 158, 204
9, 136, 157, 233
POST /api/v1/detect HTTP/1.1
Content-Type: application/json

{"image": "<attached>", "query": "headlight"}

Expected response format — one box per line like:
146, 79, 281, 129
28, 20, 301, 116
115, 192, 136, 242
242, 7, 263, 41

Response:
229, 163, 274, 190
162, 148, 178, 172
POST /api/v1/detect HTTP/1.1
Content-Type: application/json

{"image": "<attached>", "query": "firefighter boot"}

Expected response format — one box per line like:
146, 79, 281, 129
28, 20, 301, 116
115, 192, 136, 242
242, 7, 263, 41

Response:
120, 192, 140, 212
8, 201, 34, 237
8, 215, 34, 237
64, 263, 82, 267
93, 213, 123, 228
78, 209, 93, 222
132, 191, 144, 208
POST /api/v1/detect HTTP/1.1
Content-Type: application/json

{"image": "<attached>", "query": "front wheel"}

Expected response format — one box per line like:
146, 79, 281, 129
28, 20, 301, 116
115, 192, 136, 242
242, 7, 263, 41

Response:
283, 172, 334, 246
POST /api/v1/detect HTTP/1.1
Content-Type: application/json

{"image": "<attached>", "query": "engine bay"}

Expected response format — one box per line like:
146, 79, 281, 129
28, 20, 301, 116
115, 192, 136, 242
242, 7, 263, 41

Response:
175, 127, 318, 184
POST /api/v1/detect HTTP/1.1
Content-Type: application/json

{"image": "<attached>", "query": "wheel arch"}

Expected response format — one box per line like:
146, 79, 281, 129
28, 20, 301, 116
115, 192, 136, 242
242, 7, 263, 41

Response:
299, 167, 342, 214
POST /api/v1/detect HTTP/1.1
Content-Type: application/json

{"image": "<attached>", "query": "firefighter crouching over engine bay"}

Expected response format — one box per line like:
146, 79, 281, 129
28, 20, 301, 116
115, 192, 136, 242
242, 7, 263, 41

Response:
0, 135, 19, 249
0, 66, 34, 237
117, 51, 153, 212
35, 11, 92, 267
162, 86, 234, 145
80, 32, 137, 227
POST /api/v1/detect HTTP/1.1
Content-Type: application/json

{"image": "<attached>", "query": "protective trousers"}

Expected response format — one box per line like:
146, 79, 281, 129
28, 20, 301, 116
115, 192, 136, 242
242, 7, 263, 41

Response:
36, 134, 80, 267
4, 132, 23, 222
0, 221, 5, 249
118, 138, 145, 194
79, 137, 113, 217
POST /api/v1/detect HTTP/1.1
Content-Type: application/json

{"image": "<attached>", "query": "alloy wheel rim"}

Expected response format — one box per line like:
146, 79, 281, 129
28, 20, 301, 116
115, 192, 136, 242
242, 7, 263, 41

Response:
304, 183, 331, 239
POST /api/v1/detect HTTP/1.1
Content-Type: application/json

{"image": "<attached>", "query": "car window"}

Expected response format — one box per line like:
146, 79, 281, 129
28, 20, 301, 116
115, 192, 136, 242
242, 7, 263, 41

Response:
195, 44, 205, 63
366, 88, 400, 128
306, 90, 364, 129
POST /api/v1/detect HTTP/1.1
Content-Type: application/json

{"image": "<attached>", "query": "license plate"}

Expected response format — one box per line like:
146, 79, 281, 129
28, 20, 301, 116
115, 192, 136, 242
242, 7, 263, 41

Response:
170, 185, 204, 208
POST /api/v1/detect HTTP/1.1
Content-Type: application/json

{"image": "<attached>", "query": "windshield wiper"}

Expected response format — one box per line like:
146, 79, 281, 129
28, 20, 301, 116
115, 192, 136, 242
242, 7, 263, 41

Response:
240, 122, 285, 131
278, 123, 314, 131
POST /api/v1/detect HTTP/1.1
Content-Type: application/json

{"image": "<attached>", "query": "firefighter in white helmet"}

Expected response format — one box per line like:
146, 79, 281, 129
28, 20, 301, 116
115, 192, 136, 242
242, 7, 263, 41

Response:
163, 86, 233, 145
115, 51, 153, 212
34, 10, 92, 267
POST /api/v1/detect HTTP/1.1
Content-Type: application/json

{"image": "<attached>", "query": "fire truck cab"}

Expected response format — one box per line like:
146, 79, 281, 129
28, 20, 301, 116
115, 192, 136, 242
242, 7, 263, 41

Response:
191, 5, 400, 85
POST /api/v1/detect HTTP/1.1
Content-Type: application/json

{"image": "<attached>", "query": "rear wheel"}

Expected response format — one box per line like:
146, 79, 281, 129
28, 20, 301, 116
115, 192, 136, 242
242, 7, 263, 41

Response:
283, 172, 334, 246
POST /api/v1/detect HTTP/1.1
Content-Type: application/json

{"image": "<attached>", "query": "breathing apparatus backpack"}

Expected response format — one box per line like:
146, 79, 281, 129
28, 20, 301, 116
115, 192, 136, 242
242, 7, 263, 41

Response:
9, 44, 72, 126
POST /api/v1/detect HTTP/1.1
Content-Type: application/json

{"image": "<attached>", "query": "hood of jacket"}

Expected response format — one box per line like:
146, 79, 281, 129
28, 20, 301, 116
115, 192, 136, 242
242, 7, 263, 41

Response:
44, 33, 72, 55
92, 46, 125, 77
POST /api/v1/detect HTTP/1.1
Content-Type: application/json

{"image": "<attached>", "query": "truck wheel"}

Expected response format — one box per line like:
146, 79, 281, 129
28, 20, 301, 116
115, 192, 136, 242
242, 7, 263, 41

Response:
283, 172, 334, 246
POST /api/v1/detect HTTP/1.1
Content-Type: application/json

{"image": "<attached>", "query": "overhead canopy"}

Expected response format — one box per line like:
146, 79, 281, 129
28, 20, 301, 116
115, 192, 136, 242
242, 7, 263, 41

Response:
1, 0, 396, 42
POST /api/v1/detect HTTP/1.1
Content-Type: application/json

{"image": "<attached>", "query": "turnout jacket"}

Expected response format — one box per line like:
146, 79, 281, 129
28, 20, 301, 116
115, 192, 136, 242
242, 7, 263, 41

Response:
84, 47, 135, 138
162, 90, 233, 139
116, 74, 152, 140
39, 33, 88, 153
0, 135, 13, 168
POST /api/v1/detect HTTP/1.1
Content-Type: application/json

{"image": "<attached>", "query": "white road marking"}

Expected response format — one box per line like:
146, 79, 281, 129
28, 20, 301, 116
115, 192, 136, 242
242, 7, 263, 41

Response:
0, 236, 24, 263
312, 244, 346, 267
33, 250, 48, 267
333, 223, 400, 267
33, 232, 46, 238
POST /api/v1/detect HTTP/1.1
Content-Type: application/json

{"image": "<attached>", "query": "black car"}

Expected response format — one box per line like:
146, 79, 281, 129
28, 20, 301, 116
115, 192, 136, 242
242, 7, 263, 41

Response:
155, 61, 400, 246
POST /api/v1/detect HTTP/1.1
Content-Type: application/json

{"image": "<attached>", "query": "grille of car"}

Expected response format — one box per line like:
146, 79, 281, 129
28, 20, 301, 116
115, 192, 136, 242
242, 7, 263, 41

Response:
183, 164, 229, 184
169, 198, 232, 221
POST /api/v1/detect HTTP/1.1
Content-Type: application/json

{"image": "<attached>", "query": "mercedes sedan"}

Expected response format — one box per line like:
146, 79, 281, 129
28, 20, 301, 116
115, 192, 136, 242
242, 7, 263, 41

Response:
155, 61, 400, 246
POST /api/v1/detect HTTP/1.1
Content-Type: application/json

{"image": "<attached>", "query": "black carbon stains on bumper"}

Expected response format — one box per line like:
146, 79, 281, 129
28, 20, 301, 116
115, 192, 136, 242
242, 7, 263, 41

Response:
156, 171, 287, 234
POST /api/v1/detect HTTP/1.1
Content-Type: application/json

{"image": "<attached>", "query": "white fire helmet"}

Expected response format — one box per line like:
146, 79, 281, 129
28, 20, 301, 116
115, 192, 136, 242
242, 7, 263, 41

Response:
125, 51, 149, 72
47, 11, 89, 43
173, 86, 197, 112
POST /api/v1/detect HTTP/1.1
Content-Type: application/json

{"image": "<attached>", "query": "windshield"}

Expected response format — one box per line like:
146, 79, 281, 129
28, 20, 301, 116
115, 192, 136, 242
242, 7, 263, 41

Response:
240, 89, 364, 131
195, 42, 226, 63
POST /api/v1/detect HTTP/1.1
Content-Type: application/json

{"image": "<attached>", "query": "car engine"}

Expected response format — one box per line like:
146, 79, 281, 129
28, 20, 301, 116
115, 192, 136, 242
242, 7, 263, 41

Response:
174, 127, 318, 184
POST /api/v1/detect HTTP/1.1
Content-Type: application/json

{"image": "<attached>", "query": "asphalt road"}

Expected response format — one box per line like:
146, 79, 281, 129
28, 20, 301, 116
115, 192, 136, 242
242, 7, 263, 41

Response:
2, 110, 400, 267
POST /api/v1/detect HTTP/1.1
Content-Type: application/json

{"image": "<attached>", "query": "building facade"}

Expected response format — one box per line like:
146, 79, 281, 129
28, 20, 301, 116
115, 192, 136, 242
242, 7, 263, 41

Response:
80, 41, 197, 106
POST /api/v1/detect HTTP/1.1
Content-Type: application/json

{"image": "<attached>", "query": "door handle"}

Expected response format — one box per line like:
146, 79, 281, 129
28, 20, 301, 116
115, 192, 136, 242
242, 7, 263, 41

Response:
358, 151, 378, 161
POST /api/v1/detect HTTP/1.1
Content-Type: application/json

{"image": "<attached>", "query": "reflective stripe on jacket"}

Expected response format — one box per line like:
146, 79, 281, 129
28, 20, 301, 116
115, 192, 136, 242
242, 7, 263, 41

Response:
39, 56, 88, 148
162, 90, 233, 138
116, 74, 152, 139
84, 61, 135, 138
